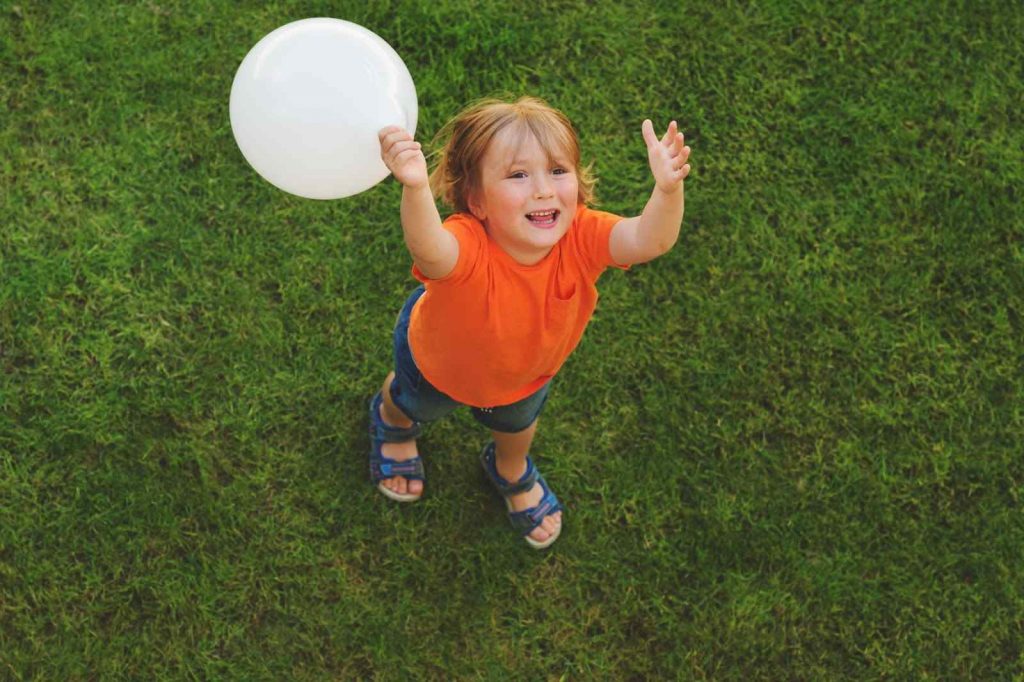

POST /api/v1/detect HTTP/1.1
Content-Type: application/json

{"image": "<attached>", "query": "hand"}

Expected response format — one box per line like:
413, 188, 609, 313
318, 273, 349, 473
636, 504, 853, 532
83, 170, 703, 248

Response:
379, 126, 429, 189
642, 119, 691, 194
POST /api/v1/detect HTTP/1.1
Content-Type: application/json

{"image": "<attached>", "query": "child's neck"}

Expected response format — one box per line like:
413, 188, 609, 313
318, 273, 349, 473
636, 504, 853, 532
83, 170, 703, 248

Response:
483, 225, 553, 266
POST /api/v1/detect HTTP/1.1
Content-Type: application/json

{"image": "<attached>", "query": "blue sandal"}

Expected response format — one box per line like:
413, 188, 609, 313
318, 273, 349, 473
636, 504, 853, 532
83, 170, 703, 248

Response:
369, 391, 424, 502
480, 442, 563, 549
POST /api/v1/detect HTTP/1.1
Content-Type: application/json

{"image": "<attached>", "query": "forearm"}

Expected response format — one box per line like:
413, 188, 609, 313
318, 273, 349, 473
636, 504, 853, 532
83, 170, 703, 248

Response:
636, 184, 685, 255
400, 184, 449, 264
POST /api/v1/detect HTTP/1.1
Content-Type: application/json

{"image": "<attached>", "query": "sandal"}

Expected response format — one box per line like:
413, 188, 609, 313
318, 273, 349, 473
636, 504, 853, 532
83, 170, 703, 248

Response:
480, 442, 563, 549
368, 391, 424, 502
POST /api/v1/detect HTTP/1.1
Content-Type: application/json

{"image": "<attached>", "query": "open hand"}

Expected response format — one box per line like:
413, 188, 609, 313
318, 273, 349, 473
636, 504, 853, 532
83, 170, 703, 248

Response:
379, 126, 429, 189
642, 119, 690, 194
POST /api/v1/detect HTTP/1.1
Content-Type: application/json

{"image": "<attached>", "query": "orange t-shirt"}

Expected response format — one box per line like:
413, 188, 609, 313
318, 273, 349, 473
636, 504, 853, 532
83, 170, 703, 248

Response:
408, 204, 626, 407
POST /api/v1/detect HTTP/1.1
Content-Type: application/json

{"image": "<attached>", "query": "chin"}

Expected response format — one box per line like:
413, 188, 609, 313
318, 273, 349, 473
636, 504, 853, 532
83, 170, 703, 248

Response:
531, 227, 566, 248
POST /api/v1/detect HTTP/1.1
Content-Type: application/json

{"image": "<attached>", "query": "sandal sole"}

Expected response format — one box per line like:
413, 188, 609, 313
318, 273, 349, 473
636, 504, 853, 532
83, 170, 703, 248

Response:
377, 481, 422, 503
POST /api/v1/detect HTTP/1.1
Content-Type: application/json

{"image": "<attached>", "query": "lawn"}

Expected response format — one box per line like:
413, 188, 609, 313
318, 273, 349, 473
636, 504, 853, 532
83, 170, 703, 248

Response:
2, 0, 1022, 679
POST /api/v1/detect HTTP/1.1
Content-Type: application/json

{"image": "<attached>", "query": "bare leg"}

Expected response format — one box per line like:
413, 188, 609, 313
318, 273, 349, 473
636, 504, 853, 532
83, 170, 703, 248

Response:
377, 372, 422, 497
492, 419, 562, 543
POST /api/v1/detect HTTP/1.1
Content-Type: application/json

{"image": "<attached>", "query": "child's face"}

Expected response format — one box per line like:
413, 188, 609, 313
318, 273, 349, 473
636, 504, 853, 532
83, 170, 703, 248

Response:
468, 126, 579, 265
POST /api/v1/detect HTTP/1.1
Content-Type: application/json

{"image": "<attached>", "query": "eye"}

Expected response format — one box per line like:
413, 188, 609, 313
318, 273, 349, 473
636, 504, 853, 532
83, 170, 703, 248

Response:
552, 167, 569, 175
508, 171, 527, 179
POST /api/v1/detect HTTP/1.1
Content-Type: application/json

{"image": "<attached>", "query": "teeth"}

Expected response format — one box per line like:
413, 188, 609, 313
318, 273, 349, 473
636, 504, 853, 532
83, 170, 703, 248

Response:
528, 210, 556, 217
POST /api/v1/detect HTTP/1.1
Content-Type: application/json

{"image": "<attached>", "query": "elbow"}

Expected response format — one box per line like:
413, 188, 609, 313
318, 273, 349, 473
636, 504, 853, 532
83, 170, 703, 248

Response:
652, 233, 679, 257
643, 217, 682, 259
632, 240, 674, 265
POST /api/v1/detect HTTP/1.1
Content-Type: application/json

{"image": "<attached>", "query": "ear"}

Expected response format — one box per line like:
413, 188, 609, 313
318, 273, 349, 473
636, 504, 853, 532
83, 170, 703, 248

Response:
467, 191, 486, 221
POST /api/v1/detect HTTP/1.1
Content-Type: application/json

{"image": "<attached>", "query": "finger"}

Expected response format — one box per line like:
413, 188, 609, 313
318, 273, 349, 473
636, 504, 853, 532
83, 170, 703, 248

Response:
670, 132, 685, 155
389, 148, 425, 171
641, 119, 659, 148
669, 142, 689, 166
379, 131, 399, 157
667, 133, 682, 157
385, 130, 415, 151
383, 140, 419, 165
660, 120, 677, 146
380, 127, 413, 151
390, 148, 424, 168
669, 142, 690, 171
387, 140, 421, 158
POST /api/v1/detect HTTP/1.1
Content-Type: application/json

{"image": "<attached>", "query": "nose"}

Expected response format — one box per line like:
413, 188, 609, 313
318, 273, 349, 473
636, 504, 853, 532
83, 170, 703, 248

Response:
533, 174, 554, 199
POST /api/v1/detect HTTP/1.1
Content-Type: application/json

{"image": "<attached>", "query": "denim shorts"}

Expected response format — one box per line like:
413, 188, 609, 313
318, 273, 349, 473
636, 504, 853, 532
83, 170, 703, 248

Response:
388, 286, 550, 433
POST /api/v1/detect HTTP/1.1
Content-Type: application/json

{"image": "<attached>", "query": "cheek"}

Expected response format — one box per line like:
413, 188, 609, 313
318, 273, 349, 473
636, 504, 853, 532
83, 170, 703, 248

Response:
559, 179, 579, 203
501, 187, 530, 208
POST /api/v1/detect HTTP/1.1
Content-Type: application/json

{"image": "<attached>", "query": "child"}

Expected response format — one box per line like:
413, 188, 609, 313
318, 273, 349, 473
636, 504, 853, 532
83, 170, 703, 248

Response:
370, 96, 690, 549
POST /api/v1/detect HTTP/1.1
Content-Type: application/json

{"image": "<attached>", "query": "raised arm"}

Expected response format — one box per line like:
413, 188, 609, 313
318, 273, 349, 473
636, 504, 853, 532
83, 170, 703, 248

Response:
378, 126, 459, 279
609, 120, 691, 266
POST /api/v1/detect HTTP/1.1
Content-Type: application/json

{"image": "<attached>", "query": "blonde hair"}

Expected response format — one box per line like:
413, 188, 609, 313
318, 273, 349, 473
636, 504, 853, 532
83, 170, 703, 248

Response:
428, 96, 596, 213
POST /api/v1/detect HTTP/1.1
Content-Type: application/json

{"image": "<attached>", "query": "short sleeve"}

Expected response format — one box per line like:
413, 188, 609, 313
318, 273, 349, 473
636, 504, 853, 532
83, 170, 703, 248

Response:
569, 205, 628, 276
411, 213, 487, 284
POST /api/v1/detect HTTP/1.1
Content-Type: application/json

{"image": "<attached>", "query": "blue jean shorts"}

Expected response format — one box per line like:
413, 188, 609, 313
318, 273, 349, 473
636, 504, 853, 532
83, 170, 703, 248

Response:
388, 286, 550, 433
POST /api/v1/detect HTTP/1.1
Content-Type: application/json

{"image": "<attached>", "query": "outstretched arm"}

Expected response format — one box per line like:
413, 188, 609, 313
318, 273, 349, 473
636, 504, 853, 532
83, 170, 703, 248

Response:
609, 120, 691, 266
378, 126, 458, 279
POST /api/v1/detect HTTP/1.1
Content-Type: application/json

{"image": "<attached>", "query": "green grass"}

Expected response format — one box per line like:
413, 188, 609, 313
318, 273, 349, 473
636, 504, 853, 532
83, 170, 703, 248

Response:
2, 0, 1023, 678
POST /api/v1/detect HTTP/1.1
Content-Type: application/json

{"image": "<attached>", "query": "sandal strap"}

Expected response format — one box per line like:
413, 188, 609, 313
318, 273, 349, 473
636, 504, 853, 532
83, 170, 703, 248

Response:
370, 454, 425, 482
507, 474, 561, 537
370, 392, 421, 443
368, 391, 425, 485
480, 442, 537, 496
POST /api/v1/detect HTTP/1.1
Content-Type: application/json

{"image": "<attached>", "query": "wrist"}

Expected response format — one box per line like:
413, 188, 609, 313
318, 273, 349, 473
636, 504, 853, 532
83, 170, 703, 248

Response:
403, 181, 432, 196
654, 181, 683, 197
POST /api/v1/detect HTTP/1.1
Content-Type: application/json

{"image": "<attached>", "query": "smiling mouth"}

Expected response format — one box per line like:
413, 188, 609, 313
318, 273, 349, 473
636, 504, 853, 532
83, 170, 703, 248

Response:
526, 209, 560, 228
